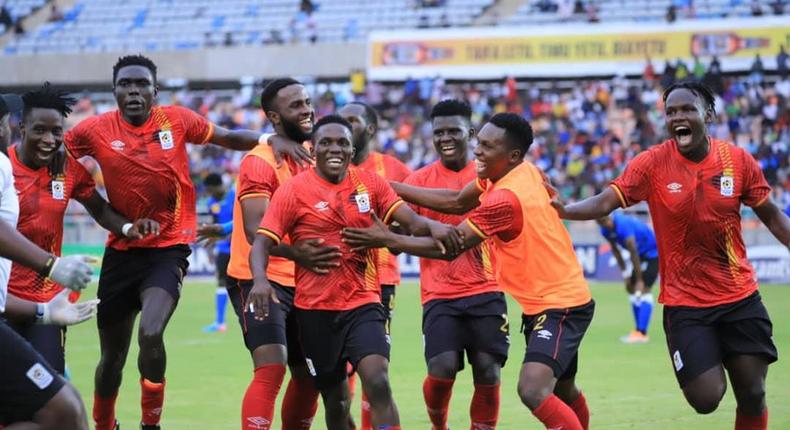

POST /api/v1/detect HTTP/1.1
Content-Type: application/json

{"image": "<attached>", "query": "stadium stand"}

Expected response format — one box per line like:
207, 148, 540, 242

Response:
2, 0, 493, 55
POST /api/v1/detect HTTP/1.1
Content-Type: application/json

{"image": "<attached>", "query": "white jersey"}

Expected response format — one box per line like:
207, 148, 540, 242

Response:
0, 151, 20, 313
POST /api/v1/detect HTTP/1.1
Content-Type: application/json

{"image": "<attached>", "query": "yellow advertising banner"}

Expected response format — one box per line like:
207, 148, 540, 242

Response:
368, 17, 789, 79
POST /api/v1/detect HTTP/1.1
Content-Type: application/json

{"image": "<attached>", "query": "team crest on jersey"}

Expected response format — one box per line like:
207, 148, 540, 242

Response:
51, 180, 65, 200
354, 192, 371, 213
158, 130, 174, 150
26, 363, 54, 389
720, 176, 734, 197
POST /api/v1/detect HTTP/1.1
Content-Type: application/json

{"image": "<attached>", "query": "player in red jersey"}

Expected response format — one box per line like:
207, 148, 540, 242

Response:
63, 55, 305, 430
551, 81, 790, 430
1, 91, 96, 430
199, 78, 339, 430
344, 113, 595, 430
250, 115, 462, 430
6, 83, 157, 375
337, 101, 411, 429
403, 100, 507, 430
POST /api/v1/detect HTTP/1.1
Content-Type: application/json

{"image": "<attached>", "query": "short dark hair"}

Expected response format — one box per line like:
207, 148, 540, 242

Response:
203, 172, 223, 187
488, 113, 533, 157
113, 54, 157, 84
260, 78, 302, 113
22, 82, 77, 120
346, 101, 378, 130
313, 114, 352, 135
662, 80, 716, 115
430, 99, 471, 121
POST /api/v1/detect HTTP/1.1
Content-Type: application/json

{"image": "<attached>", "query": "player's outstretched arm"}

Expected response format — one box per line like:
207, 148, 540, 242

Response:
0, 220, 94, 291
342, 214, 481, 261
551, 186, 621, 220
390, 179, 481, 215
388, 204, 465, 256
4, 290, 99, 326
79, 190, 159, 239
210, 125, 263, 151
753, 199, 790, 248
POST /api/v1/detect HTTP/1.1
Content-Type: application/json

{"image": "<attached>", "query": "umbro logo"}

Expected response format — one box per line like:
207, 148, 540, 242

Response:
666, 182, 683, 193
536, 329, 553, 340
246, 416, 271, 429
314, 201, 329, 211
110, 140, 126, 151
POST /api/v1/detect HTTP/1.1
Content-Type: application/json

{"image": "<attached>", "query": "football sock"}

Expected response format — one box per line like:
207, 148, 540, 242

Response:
423, 375, 454, 430
629, 293, 639, 330
735, 408, 768, 430
470, 383, 500, 429
93, 391, 118, 430
140, 378, 165, 426
636, 293, 653, 335
568, 392, 590, 430
532, 394, 583, 430
215, 287, 228, 325
241, 364, 285, 430
281, 375, 320, 430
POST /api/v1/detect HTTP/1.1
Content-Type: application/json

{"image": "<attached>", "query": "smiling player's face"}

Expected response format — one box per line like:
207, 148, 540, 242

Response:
20, 108, 65, 169
312, 123, 354, 184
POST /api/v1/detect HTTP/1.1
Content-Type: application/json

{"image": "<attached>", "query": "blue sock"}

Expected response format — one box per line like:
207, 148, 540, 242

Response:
629, 293, 639, 330
636, 293, 653, 334
215, 288, 228, 325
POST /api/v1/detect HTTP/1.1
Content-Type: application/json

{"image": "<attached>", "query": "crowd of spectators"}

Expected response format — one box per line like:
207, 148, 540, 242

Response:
5, 61, 782, 215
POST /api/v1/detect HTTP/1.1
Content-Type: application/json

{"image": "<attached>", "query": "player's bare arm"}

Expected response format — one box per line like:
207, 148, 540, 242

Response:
248, 233, 280, 320
78, 190, 160, 239
342, 214, 481, 261
387, 203, 465, 255
752, 199, 790, 248
551, 186, 622, 220
390, 179, 481, 215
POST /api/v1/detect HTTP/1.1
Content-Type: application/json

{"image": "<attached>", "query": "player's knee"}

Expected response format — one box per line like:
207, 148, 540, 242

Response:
138, 326, 165, 350
472, 362, 501, 385
362, 373, 393, 402
427, 356, 460, 379
734, 383, 766, 411
517, 380, 552, 410
685, 389, 725, 415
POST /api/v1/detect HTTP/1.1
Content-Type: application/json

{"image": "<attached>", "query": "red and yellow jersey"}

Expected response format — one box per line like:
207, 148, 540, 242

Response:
403, 161, 498, 304
8, 146, 95, 302
611, 138, 771, 307
258, 167, 404, 311
65, 106, 214, 250
356, 152, 411, 285
467, 161, 591, 315
227, 143, 305, 285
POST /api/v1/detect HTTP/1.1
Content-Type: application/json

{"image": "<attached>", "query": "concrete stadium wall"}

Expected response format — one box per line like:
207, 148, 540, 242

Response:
0, 42, 366, 86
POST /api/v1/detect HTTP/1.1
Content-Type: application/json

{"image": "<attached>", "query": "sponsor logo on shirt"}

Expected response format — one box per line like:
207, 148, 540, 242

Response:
666, 182, 683, 193
110, 140, 126, 151
26, 363, 54, 390
314, 201, 329, 211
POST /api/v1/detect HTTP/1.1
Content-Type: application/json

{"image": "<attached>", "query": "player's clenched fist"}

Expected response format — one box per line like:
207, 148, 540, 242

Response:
46, 254, 96, 291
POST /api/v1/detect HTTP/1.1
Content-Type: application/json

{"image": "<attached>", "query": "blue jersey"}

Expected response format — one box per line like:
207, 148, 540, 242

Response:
207, 187, 235, 255
600, 211, 658, 259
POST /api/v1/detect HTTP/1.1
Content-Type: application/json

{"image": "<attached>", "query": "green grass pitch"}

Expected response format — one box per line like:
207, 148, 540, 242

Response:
63, 281, 790, 429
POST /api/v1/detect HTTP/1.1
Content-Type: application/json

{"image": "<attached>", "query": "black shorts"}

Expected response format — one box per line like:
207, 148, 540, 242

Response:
215, 252, 230, 288
631, 257, 659, 289
663, 291, 778, 388
296, 303, 390, 390
521, 300, 595, 379
6, 320, 66, 375
227, 277, 305, 367
381, 284, 396, 333
0, 321, 65, 425
422, 292, 510, 368
97, 245, 190, 329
